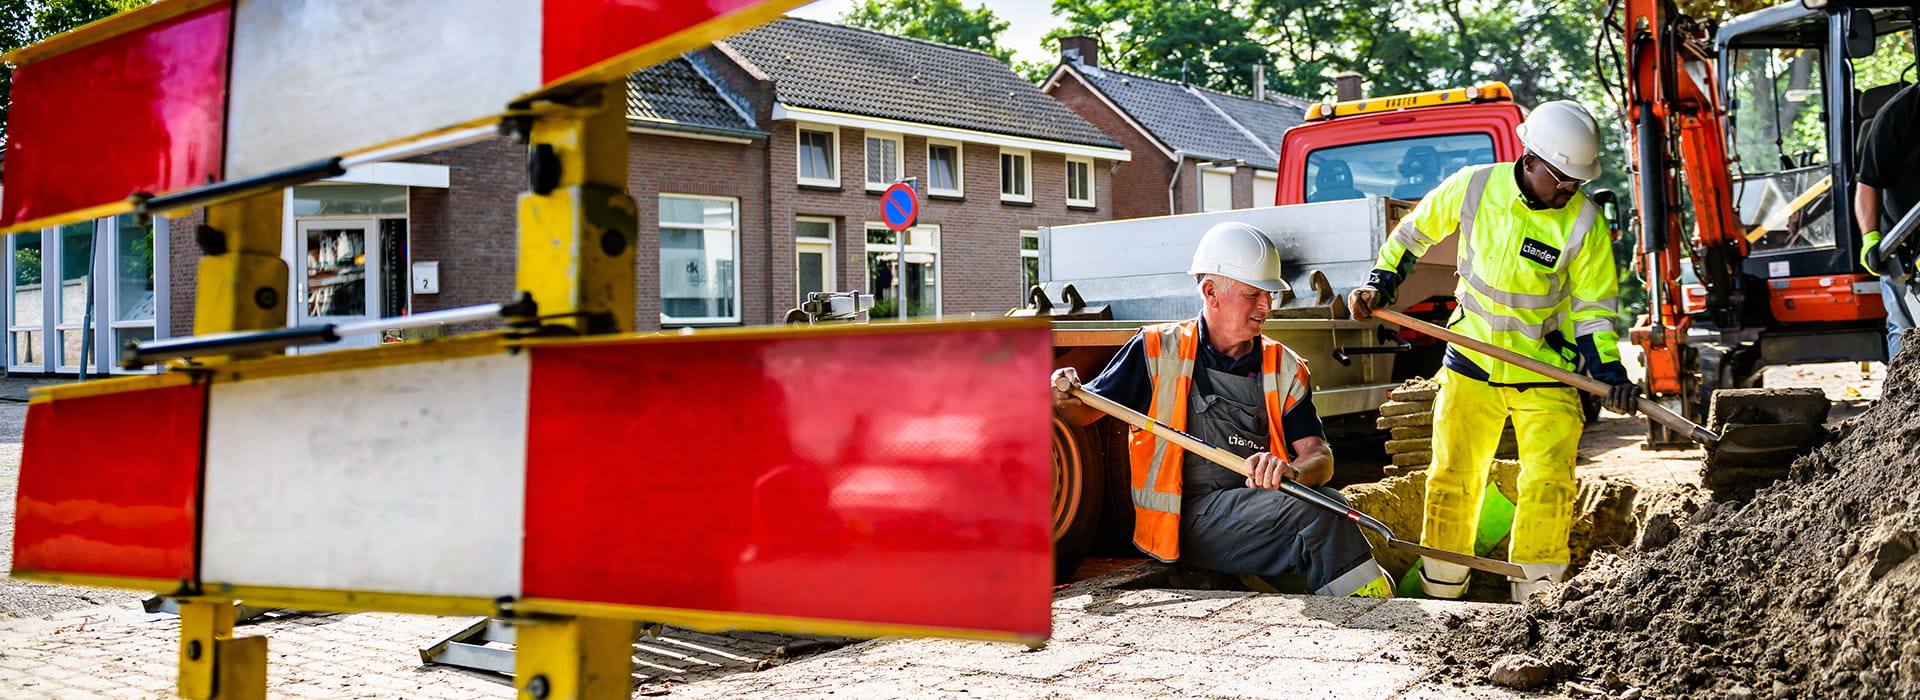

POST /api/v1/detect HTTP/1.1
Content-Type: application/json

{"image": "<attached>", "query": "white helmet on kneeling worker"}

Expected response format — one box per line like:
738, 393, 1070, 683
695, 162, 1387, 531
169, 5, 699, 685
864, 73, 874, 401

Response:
1188, 221, 1289, 293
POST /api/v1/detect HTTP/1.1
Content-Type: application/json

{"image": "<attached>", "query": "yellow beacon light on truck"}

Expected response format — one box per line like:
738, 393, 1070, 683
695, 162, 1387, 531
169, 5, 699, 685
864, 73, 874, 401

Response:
1304, 81, 1513, 121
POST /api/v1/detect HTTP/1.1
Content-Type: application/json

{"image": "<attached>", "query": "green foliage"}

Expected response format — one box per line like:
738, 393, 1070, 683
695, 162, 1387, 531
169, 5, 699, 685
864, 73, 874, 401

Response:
841, 0, 1013, 63
13, 246, 37, 286
0, 0, 149, 138
1049, 0, 1270, 94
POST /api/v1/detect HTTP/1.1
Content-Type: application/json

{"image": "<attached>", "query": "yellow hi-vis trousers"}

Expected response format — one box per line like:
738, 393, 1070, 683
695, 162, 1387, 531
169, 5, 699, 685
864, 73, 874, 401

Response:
1422, 367, 1582, 565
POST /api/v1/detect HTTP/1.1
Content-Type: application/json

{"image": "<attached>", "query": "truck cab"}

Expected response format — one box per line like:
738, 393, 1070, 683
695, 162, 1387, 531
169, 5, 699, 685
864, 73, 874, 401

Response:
1275, 82, 1526, 207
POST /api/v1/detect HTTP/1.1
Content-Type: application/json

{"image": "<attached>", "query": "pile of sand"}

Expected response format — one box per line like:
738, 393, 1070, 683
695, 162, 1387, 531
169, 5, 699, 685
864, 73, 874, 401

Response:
1422, 338, 1920, 699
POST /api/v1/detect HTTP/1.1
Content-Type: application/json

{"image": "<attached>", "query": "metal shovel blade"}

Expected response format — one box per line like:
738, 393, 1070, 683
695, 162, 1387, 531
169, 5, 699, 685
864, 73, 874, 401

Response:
1703, 387, 1831, 487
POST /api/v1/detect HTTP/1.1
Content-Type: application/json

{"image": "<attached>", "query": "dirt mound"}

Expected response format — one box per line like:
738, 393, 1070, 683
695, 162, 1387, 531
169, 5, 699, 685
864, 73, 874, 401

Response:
1421, 335, 1920, 699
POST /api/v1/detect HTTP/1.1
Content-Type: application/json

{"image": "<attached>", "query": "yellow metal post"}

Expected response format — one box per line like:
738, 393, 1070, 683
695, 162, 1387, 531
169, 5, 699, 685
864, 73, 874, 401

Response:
193, 190, 289, 350
516, 81, 638, 335
513, 616, 635, 700
177, 600, 266, 700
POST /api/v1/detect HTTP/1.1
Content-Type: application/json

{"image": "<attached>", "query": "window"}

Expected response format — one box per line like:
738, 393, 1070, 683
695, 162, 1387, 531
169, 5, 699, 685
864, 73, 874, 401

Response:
9, 229, 45, 371
1020, 231, 1040, 295
1000, 148, 1031, 203
797, 125, 838, 187
1302, 132, 1495, 203
927, 141, 963, 197
1253, 171, 1279, 208
1727, 45, 1836, 255
866, 224, 941, 319
1065, 156, 1094, 208
54, 221, 93, 371
795, 217, 836, 306
865, 132, 902, 190
108, 214, 157, 370
659, 195, 740, 325
1200, 168, 1234, 212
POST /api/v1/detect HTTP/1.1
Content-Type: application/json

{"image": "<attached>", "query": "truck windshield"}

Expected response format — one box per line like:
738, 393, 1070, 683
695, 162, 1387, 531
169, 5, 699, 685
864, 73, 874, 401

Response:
1304, 133, 1496, 203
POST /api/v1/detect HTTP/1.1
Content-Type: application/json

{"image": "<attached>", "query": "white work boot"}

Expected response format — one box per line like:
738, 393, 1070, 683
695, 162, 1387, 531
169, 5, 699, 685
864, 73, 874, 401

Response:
1509, 563, 1569, 603
1420, 557, 1470, 599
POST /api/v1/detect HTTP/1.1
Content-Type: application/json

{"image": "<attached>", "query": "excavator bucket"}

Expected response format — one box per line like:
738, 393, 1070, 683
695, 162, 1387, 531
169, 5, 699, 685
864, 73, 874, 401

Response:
1702, 387, 1832, 490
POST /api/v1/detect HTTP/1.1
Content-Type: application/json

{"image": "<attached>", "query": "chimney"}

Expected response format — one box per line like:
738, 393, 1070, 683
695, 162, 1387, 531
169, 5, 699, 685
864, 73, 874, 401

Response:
1060, 35, 1099, 67
1253, 66, 1265, 101
1334, 71, 1364, 102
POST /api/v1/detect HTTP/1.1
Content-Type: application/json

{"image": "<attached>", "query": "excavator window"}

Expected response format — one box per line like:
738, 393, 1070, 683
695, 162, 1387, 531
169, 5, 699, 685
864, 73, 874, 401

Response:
1726, 46, 1837, 255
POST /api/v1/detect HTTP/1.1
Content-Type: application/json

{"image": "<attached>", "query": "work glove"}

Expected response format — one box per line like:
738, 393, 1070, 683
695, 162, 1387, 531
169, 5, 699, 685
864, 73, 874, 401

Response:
1347, 286, 1381, 321
1862, 230, 1884, 275
1605, 381, 1641, 415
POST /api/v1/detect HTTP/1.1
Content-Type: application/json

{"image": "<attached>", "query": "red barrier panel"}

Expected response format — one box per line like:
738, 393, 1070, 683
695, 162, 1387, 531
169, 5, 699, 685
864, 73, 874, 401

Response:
13, 382, 208, 584
521, 324, 1054, 639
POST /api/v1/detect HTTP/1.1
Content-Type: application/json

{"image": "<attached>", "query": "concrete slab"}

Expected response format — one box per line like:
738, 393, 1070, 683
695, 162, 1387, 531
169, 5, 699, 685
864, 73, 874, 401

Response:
844, 636, 1126, 680
1346, 598, 1508, 633
1068, 617, 1266, 653
1057, 648, 1267, 695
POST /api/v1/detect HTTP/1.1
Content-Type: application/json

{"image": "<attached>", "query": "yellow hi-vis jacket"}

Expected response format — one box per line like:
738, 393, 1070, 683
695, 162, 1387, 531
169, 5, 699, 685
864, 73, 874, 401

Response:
1371, 163, 1622, 384
1127, 319, 1311, 562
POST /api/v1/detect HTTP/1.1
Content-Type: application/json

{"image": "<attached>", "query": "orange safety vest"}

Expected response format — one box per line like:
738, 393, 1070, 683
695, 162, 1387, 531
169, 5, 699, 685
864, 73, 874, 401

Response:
1126, 319, 1311, 562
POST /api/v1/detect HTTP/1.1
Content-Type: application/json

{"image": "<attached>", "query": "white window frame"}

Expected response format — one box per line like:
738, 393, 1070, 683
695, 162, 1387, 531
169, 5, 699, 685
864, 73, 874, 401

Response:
1019, 229, 1040, 298
1253, 170, 1279, 208
659, 194, 742, 326
7, 227, 52, 373
795, 217, 837, 305
865, 223, 942, 319
926, 139, 964, 197
51, 221, 95, 373
796, 123, 840, 188
1064, 156, 1095, 208
999, 148, 1031, 203
864, 131, 904, 191
1200, 167, 1236, 212
105, 214, 162, 375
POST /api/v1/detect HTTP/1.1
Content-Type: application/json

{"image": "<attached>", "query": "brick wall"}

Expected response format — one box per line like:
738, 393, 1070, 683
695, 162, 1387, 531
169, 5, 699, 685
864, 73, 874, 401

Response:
407, 137, 524, 334
769, 121, 1114, 318
626, 131, 769, 329
1047, 74, 1176, 221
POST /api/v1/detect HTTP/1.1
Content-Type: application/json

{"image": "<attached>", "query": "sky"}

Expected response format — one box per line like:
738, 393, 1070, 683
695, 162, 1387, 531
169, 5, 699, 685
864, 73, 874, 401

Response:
786, 0, 1064, 65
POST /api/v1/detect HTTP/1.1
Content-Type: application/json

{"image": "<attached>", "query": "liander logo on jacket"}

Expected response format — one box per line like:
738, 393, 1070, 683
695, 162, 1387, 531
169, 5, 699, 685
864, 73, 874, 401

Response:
1519, 238, 1561, 267
1227, 434, 1261, 450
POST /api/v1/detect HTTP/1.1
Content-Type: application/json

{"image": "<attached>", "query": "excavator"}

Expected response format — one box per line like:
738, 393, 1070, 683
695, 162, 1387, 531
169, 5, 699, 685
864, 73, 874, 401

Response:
1615, 0, 1915, 458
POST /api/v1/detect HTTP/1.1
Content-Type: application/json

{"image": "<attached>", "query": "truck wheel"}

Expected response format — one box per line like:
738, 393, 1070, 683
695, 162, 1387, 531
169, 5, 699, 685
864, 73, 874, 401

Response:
1051, 416, 1105, 583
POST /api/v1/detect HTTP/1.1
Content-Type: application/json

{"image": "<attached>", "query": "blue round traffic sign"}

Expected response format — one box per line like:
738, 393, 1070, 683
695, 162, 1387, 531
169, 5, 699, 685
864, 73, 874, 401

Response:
882, 182, 918, 231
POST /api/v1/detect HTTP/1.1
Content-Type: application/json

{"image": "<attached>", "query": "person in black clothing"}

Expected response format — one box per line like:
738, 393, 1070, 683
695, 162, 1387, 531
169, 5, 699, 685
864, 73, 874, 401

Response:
1856, 82, 1920, 357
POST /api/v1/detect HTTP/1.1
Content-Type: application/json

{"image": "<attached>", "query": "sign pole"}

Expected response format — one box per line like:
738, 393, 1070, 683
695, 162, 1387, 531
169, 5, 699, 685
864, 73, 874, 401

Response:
880, 179, 919, 322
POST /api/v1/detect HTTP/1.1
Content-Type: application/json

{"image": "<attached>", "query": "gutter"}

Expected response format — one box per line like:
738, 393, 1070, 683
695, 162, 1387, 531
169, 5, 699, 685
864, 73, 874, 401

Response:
1167, 150, 1185, 215
626, 118, 769, 143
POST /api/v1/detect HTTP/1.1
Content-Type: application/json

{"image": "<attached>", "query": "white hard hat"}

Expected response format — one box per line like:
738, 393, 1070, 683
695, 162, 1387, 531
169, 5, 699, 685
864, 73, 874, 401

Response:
1516, 100, 1603, 182
1188, 221, 1288, 293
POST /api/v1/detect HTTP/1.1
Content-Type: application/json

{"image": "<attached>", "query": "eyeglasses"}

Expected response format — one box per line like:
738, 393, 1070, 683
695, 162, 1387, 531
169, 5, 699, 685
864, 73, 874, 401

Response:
1532, 154, 1583, 191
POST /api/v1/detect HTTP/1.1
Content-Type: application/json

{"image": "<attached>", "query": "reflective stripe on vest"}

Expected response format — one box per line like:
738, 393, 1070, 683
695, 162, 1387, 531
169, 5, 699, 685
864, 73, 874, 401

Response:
1448, 164, 1600, 381
1127, 319, 1310, 562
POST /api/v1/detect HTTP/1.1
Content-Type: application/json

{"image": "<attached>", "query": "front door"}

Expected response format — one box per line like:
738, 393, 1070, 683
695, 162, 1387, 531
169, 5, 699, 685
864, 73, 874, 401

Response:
295, 219, 381, 351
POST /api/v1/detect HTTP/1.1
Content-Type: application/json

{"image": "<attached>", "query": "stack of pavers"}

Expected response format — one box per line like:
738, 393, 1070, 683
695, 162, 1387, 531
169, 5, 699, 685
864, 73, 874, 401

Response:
1378, 378, 1515, 476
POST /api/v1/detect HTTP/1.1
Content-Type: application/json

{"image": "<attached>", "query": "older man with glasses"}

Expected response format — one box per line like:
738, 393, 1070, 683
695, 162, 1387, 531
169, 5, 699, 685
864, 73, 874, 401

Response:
1347, 100, 1633, 602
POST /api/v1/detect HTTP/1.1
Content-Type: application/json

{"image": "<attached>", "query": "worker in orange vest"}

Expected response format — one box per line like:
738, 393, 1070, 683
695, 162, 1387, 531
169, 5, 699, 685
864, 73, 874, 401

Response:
1052, 222, 1392, 597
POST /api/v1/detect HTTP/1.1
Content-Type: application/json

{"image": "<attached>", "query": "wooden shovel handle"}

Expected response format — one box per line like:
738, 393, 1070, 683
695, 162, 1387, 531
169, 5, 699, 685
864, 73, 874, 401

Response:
1054, 375, 1249, 476
1370, 308, 1717, 446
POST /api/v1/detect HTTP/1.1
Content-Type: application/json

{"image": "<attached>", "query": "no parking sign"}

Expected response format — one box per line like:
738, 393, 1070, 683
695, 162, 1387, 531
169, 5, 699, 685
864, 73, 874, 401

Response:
882, 182, 918, 231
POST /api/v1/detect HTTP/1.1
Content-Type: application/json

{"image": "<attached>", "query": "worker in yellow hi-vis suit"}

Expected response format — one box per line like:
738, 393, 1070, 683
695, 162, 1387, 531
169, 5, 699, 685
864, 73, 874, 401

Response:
1348, 101, 1637, 603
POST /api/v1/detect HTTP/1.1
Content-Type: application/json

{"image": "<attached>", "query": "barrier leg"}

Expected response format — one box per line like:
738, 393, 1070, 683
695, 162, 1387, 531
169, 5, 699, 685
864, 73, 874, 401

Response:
515, 81, 637, 336
177, 600, 266, 700
513, 616, 634, 700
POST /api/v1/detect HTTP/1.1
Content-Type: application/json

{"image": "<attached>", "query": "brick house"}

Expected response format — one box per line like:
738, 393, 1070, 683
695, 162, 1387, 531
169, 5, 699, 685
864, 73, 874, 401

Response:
1041, 36, 1312, 220
5, 18, 1126, 374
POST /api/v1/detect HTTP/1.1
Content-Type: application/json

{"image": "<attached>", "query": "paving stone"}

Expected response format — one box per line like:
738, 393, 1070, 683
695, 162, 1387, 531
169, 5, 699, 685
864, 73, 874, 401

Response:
848, 637, 1124, 679
1202, 658, 1429, 699
1047, 610, 1121, 642
682, 662, 968, 699
1214, 626, 1408, 662
1345, 598, 1508, 633
916, 671, 1134, 699
1207, 593, 1383, 628
1070, 617, 1264, 654
1061, 648, 1266, 694
1085, 589, 1253, 619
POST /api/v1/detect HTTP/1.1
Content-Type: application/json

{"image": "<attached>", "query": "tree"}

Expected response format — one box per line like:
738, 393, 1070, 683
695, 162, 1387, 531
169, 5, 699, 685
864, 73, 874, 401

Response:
1049, 0, 1272, 95
841, 0, 1013, 63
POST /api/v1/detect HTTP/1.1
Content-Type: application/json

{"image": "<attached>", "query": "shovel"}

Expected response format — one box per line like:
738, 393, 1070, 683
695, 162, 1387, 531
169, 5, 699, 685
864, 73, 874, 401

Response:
1053, 375, 1559, 581
1368, 308, 1825, 462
